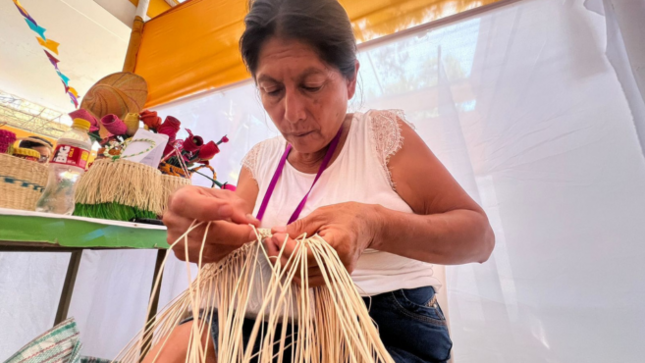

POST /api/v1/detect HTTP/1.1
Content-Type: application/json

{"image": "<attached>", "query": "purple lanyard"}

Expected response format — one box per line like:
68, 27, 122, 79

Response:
256, 126, 343, 224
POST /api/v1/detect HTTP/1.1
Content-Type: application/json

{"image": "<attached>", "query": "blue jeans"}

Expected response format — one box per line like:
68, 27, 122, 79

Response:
193, 286, 452, 362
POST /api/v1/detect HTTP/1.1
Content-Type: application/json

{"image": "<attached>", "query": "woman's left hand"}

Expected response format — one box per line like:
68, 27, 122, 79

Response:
267, 202, 380, 287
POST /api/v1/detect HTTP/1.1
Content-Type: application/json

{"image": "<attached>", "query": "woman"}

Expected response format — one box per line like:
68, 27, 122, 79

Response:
159, 0, 495, 362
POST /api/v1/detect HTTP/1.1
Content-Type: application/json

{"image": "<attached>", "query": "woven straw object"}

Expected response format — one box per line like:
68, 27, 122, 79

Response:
80, 72, 148, 139
75, 158, 163, 219
116, 226, 396, 363
0, 153, 47, 211
160, 175, 191, 213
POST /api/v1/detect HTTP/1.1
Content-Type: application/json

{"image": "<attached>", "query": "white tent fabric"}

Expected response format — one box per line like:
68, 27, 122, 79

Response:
1, 0, 644, 361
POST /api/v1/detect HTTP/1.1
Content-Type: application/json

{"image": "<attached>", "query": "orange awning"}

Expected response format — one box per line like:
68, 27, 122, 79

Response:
129, 0, 177, 19
134, 0, 499, 107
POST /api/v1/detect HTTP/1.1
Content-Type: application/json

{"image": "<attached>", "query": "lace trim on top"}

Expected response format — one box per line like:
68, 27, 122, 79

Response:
241, 142, 263, 180
368, 109, 409, 189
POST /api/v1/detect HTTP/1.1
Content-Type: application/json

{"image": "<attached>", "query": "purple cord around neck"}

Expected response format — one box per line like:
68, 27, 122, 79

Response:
255, 126, 344, 224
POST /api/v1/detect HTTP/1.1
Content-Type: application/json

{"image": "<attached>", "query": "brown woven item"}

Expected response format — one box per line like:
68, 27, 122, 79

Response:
0, 153, 48, 211
81, 72, 148, 138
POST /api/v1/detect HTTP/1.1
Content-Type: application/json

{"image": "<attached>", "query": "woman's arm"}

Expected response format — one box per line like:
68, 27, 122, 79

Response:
235, 166, 260, 213
370, 119, 495, 265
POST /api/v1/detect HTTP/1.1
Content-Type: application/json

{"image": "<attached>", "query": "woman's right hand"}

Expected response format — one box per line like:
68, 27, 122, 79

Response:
162, 186, 260, 264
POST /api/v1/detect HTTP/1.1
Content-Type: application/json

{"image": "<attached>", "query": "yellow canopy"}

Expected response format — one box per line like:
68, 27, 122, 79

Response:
134, 0, 499, 107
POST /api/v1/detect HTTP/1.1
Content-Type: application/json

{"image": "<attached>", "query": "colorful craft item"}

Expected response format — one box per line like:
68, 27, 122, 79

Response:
197, 141, 219, 161
140, 110, 162, 129
124, 113, 140, 137
0, 130, 17, 154
157, 116, 181, 142
183, 129, 203, 153
100, 114, 128, 136
13, 0, 78, 108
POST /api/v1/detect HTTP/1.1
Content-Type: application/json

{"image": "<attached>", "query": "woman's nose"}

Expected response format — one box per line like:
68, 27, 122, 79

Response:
283, 90, 306, 124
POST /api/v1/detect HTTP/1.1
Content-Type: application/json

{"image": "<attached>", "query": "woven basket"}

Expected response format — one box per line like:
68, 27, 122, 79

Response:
0, 153, 48, 211
160, 174, 191, 213
74, 158, 163, 221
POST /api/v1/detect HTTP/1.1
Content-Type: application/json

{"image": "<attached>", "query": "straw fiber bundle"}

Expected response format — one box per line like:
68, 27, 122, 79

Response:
0, 153, 48, 211
115, 224, 395, 363
74, 158, 162, 220
160, 175, 191, 213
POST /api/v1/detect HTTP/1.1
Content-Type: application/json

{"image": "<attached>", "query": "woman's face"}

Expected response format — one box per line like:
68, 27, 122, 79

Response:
255, 37, 358, 154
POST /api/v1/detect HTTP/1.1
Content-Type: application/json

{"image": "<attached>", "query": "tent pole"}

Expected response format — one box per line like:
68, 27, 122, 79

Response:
123, 0, 151, 72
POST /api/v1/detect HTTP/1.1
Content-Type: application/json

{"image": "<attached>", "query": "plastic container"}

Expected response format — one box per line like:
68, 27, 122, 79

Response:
36, 119, 92, 215
12, 147, 41, 162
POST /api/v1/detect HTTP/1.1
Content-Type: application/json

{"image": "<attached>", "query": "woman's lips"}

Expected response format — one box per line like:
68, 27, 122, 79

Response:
294, 131, 314, 138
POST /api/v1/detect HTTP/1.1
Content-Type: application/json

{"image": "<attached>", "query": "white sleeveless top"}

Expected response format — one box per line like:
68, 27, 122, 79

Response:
242, 109, 441, 296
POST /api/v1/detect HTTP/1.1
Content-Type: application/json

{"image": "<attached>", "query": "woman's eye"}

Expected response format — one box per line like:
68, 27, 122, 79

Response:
265, 88, 282, 96
303, 85, 322, 92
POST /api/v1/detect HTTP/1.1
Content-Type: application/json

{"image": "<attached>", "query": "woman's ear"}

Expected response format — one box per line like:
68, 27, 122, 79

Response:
347, 60, 360, 99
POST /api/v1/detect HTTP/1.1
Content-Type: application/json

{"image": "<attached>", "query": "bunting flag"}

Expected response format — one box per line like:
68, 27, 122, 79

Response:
13, 1, 36, 26
24, 18, 46, 40
44, 50, 59, 67
67, 87, 79, 99
13, 0, 79, 109
37, 37, 60, 55
58, 72, 70, 85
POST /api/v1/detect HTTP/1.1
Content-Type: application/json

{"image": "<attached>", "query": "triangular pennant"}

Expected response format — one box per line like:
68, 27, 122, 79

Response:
44, 50, 59, 67
67, 87, 79, 98
58, 71, 70, 85
61, 80, 69, 93
14, 3, 35, 24
68, 92, 78, 108
25, 18, 46, 40
37, 37, 59, 55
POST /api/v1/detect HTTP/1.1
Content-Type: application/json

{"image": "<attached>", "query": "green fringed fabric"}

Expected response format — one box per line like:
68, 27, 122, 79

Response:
74, 203, 157, 221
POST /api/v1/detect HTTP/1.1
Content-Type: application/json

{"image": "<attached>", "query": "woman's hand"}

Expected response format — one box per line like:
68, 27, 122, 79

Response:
266, 202, 380, 286
163, 186, 260, 264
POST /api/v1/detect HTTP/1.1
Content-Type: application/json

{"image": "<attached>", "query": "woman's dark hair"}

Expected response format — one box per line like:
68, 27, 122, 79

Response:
240, 0, 357, 80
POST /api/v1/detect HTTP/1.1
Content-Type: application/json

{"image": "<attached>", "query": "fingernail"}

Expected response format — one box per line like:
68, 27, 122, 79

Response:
273, 225, 287, 233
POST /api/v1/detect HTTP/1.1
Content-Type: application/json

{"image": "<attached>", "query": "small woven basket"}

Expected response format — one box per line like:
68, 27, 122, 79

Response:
74, 158, 163, 221
0, 153, 48, 211
160, 174, 191, 213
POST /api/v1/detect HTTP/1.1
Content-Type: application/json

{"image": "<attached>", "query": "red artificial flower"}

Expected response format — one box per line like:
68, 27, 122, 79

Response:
219, 135, 229, 144
139, 110, 162, 129
157, 116, 181, 142
197, 141, 220, 161
100, 114, 127, 136
183, 129, 204, 153
69, 109, 99, 133
223, 183, 236, 191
